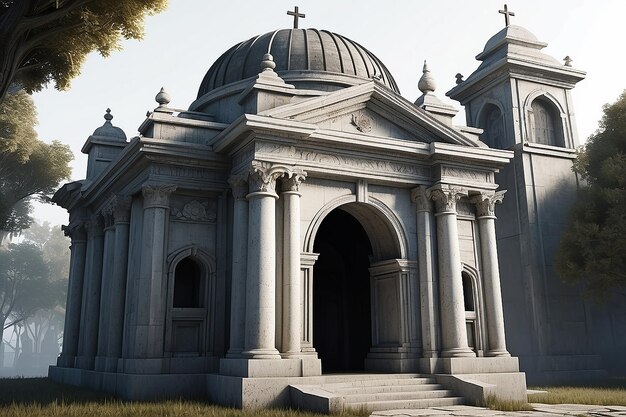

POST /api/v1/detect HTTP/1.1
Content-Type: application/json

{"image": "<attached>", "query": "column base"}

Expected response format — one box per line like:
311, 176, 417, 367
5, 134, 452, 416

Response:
226, 348, 244, 358
420, 356, 520, 374
441, 347, 476, 358
56, 354, 76, 368
241, 348, 281, 359
487, 349, 511, 357
219, 357, 321, 377
74, 355, 95, 370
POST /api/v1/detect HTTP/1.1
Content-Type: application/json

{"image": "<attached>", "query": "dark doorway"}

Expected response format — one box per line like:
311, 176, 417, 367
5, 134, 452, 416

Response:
313, 208, 373, 373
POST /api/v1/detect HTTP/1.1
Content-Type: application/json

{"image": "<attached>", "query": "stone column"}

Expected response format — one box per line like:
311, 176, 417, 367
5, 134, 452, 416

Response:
242, 163, 282, 359
76, 215, 105, 369
431, 187, 475, 358
96, 208, 116, 369
133, 183, 176, 359
280, 169, 306, 357
106, 196, 132, 369
57, 222, 87, 367
472, 191, 510, 357
412, 186, 439, 358
227, 176, 249, 358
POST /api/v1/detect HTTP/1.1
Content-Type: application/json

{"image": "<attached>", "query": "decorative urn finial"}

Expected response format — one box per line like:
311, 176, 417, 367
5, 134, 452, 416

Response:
104, 108, 113, 122
155, 87, 171, 107
563, 56, 573, 67
260, 53, 276, 72
418, 60, 436, 94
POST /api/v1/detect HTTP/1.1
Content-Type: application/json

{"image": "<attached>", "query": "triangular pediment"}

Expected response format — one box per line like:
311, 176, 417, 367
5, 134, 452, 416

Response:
260, 81, 482, 147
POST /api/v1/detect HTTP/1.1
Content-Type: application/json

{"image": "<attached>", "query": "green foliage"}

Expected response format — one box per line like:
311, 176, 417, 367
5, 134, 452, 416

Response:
555, 91, 626, 298
0, 242, 53, 332
0, 90, 73, 238
0, 0, 168, 103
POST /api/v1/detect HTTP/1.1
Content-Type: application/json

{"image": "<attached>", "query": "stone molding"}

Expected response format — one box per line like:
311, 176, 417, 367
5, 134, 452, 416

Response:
411, 186, 433, 213
471, 191, 506, 218
431, 187, 468, 215
142, 184, 177, 209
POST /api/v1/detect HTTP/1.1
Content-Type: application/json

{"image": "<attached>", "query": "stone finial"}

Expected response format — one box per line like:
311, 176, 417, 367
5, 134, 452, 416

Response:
455, 73, 464, 85
260, 53, 276, 72
155, 87, 171, 107
104, 108, 113, 122
418, 60, 436, 94
563, 56, 573, 67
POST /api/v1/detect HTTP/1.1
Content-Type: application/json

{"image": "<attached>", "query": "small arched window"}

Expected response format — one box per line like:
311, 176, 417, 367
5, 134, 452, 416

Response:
462, 272, 475, 312
173, 257, 202, 308
531, 98, 563, 147
479, 104, 506, 149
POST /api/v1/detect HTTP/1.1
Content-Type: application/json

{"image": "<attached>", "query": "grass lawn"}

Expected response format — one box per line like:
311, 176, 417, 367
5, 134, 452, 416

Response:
0, 378, 334, 417
528, 381, 626, 407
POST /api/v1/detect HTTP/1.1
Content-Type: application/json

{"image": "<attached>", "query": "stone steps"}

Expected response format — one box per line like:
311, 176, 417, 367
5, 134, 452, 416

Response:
290, 374, 464, 413
346, 396, 465, 412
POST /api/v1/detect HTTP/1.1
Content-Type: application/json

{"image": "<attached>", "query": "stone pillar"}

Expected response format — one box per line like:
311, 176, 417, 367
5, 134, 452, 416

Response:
472, 191, 510, 357
133, 183, 176, 359
76, 215, 105, 369
412, 186, 439, 358
227, 176, 249, 358
105, 196, 132, 370
431, 187, 475, 358
95, 209, 116, 369
242, 163, 282, 359
280, 169, 306, 357
57, 222, 87, 368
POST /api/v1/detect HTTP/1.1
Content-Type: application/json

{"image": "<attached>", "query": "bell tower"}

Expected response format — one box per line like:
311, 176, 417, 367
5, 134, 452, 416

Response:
446, 13, 611, 384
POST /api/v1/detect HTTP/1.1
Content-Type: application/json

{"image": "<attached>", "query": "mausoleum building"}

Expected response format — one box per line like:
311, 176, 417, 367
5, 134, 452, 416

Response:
49, 10, 626, 412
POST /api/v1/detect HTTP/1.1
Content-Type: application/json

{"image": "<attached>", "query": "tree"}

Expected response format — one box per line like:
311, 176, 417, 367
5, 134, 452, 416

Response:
0, 90, 73, 244
555, 91, 626, 298
0, 243, 52, 348
0, 0, 168, 103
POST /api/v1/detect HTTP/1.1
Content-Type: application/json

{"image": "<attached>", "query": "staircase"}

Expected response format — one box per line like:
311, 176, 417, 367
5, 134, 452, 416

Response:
290, 374, 464, 413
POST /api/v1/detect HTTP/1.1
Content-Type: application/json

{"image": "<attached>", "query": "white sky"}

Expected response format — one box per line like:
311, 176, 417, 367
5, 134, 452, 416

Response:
30, 0, 626, 227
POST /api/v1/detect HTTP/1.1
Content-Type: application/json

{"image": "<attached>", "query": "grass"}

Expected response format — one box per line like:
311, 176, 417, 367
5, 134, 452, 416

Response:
0, 377, 339, 417
482, 394, 534, 412
528, 383, 626, 407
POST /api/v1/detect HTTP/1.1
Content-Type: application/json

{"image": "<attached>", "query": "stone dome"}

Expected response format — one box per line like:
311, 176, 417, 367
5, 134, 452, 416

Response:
91, 109, 126, 141
197, 28, 400, 97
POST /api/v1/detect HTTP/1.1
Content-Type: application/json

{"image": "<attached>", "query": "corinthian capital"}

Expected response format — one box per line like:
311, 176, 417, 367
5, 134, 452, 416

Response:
281, 168, 307, 193
248, 162, 283, 195
142, 183, 177, 208
471, 191, 506, 218
430, 186, 468, 214
411, 186, 432, 212
112, 195, 132, 223
85, 215, 104, 237
228, 174, 249, 200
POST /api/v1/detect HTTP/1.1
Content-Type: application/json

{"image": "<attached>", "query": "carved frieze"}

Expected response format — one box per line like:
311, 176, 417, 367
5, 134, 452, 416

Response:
440, 165, 492, 184
257, 143, 431, 179
171, 200, 216, 223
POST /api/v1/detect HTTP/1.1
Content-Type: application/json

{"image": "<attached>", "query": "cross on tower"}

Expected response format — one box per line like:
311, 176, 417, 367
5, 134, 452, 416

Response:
499, 4, 515, 27
287, 6, 305, 29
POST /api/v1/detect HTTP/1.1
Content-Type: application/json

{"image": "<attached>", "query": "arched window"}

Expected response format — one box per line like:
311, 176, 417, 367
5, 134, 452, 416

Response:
462, 271, 478, 353
173, 257, 202, 308
531, 98, 563, 147
479, 104, 506, 149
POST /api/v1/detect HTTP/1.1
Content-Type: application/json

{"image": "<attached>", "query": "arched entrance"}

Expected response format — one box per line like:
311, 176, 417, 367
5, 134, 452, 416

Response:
313, 208, 372, 372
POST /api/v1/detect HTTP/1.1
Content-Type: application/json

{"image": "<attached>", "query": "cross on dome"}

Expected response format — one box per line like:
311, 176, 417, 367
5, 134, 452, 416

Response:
499, 4, 515, 27
287, 6, 305, 29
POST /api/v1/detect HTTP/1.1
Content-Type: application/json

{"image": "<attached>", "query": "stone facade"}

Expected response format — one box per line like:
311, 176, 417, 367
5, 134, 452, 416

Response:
49, 23, 622, 409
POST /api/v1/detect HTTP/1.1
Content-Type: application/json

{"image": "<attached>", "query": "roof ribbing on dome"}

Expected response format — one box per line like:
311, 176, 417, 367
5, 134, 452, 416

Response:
197, 28, 400, 97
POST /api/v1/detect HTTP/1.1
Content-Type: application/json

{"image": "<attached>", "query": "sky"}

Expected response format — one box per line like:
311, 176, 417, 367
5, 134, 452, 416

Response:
30, 0, 626, 227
